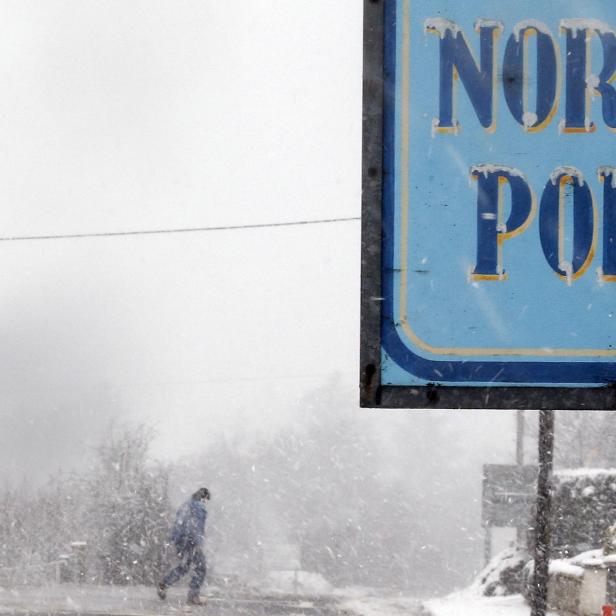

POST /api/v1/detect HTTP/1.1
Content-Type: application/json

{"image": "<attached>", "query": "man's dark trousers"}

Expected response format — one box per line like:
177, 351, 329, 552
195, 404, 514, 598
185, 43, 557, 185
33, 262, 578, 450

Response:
162, 545, 206, 599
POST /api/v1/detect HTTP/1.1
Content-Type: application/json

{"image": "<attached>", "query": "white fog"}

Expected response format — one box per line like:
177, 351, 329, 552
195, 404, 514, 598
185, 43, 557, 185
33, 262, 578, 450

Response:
0, 2, 615, 616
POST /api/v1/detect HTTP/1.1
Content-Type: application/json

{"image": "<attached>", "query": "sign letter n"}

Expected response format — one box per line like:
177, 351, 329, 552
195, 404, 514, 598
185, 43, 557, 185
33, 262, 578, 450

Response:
425, 18, 503, 134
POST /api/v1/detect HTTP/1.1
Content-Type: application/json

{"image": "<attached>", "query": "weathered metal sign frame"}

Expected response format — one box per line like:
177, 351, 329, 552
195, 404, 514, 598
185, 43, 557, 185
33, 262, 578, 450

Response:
361, 0, 616, 410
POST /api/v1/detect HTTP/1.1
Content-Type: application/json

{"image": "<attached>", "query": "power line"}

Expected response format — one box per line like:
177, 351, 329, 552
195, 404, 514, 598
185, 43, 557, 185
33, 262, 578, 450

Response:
0, 216, 361, 243
0, 371, 354, 397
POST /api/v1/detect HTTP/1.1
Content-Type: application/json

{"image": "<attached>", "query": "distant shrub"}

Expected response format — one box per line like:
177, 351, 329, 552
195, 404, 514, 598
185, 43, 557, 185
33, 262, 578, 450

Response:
527, 469, 616, 558
472, 548, 527, 597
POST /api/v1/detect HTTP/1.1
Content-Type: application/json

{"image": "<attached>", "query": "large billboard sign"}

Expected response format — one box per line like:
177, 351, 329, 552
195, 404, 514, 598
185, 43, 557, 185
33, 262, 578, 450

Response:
360, 0, 616, 409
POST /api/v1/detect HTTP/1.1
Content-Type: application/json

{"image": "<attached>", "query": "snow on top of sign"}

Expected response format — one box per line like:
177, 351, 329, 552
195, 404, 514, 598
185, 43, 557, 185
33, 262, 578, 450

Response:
470, 164, 525, 179
431, 118, 460, 137
558, 118, 594, 134
430, 118, 441, 138
599, 166, 616, 188
559, 261, 573, 286
560, 18, 615, 38
578, 549, 605, 561
556, 467, 616, 479
549, 166, 585, 186
549, 560, 584, 578
513, 20, 553, 42
474, 19, 504, 33
424, 18, 503, 39
597, 267, 606, 285
523, 112, 538, 130
531, 550, 608, 581
571, 549, 606, 568
431, 118, 438, 138
424, 18, 461, 39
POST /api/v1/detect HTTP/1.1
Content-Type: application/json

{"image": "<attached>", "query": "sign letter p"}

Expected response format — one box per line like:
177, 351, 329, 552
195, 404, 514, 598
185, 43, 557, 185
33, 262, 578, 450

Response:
471, 165, 536, 280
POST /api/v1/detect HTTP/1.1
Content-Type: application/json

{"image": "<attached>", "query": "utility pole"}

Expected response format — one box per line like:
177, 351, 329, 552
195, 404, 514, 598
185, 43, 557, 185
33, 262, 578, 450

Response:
516, 410, 524, 466
516, 410, 525, 547
531, 409, 555, 616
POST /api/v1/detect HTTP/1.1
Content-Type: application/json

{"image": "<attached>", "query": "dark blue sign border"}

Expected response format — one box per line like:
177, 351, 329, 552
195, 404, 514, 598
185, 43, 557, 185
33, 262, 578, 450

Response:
360, 0, 616, 409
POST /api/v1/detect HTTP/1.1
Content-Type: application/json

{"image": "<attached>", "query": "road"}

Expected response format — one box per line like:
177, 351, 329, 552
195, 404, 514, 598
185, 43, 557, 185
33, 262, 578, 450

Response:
0, 585, 429, 616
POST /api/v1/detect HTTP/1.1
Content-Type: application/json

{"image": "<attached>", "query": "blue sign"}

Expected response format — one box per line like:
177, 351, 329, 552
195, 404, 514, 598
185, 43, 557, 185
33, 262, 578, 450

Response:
380, 0, 616, 389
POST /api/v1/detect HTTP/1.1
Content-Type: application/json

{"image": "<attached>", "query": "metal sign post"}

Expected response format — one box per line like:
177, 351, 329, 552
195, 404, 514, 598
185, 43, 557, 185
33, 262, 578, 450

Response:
516, 410, 526, 547
516, 411, 524, 466
532, 410, 554, 616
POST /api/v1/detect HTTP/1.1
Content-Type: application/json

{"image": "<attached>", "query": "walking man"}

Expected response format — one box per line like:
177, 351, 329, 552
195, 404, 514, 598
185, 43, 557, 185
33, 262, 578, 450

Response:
158, 487, 210, 605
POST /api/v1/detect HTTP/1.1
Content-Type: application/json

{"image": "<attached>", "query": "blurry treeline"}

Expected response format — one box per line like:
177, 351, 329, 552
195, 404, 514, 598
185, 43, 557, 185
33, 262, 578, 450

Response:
522, 412, 616, 560
181, 400, 423, 589
524, 411, 616, 469
554, 411, 616, 468
0, 402, 445, 591
0, 424, 170, 586
173, 377, 486, 593
0, 376, 531, 594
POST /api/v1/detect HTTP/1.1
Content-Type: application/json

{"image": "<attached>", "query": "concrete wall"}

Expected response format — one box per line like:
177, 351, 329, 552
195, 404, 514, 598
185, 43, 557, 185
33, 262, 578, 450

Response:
548, 568, 607, 616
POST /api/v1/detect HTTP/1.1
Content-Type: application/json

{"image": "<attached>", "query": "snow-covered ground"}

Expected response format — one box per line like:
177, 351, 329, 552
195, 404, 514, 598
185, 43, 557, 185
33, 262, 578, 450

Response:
338, 589, 557, 616
0, 584, 421, 616
0, 584, 188, 614
266, 570, 333, 595
0, 584, 422, 616
0, 583, 564, 616
340, 595, 425, 616
424, 589, 557, 616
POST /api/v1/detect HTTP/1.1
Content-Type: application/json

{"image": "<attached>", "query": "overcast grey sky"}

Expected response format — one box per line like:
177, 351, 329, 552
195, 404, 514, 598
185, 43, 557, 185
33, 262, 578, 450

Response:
0, 1, 521, 481
0, 1, 365, 471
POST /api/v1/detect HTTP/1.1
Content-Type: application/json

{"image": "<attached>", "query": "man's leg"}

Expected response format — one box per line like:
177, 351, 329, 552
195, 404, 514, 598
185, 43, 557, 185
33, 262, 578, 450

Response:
162, 551, 192, 589
187, 549, 207, 601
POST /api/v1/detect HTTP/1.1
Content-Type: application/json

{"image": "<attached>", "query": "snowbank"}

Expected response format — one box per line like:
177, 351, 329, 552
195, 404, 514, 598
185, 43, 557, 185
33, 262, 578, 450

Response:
263, 570, 333, 595
556, 468, 616, 480
469, 547, 527, 597
425, 590, 557, 616
340, 595, 423, 616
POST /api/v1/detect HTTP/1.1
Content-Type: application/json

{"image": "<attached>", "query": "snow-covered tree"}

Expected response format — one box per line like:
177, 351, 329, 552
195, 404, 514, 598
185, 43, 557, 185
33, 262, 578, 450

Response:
0, 423, 171, 587
88, 424, 171, 585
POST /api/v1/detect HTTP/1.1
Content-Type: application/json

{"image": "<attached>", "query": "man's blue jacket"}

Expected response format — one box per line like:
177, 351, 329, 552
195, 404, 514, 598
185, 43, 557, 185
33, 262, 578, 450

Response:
170, 498, 207, 551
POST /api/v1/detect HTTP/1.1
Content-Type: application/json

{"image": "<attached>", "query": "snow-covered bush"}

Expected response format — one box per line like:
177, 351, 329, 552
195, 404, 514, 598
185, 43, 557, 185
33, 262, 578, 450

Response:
527, 469, 616, 559
88, 424, 171, 585
0, 423, 171, 587
552, 469, 616, 555
471, 547, 527, 597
